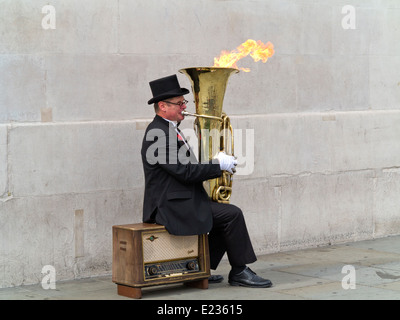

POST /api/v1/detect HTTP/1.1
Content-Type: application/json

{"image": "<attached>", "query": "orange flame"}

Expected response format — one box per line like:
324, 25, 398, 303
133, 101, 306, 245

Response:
213, 39, 274, 72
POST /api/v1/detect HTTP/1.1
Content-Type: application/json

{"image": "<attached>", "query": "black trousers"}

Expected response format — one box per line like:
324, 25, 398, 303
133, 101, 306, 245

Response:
208, 201, 257, 270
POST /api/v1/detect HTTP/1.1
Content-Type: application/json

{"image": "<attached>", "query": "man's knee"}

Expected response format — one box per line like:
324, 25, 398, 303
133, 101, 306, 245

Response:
228, 204, 244, 222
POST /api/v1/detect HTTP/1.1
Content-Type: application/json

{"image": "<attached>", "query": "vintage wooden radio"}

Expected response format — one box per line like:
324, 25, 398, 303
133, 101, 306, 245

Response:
112, 223, 210, 299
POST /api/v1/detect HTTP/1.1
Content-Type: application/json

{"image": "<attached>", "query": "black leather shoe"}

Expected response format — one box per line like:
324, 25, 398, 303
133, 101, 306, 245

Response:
228, 267, 272, 288
208, 275, 224, 284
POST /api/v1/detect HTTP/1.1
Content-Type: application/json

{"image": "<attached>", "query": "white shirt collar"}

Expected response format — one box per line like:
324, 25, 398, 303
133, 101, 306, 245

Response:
162, 117, 178, 127
161, 118, 190, 150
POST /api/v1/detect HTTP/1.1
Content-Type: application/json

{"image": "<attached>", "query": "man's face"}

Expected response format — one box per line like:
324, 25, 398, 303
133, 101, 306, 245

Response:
158, 96, 187, 122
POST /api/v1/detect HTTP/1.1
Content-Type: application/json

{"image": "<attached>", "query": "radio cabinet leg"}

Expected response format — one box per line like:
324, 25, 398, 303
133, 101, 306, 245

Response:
117, 284, 142, 299
184, 278, 209, 290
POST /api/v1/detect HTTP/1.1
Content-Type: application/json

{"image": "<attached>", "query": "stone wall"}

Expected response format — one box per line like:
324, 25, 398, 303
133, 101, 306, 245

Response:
1, 0, 399, 287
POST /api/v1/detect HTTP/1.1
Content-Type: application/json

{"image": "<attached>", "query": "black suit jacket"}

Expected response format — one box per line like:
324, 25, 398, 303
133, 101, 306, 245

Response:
141, 115, 222, 235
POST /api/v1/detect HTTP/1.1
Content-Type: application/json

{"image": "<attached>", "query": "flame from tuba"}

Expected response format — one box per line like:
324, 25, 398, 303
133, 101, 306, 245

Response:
179, 67, 238, 203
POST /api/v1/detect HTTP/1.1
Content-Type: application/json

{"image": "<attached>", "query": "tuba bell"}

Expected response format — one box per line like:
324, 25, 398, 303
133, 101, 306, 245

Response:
179, 67, 238, 203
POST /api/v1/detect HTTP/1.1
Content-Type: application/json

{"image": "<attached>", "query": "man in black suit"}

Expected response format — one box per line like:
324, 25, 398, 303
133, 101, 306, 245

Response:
141, 74, 272, 288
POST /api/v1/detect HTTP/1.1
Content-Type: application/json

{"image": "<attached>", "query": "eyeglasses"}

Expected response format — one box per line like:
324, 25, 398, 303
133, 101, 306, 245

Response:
162, 99, 188, 107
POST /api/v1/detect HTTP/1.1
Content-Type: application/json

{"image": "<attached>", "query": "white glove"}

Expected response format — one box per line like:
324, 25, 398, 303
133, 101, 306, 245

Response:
216, 151, 237, 174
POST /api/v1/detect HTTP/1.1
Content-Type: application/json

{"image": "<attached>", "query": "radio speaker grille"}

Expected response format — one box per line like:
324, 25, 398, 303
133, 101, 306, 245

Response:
142, 231, 198, 263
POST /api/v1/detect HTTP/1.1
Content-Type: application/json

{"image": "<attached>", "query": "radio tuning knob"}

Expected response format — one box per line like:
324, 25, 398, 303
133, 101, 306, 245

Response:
148, 266, 158, 275
187, 261, 197, 270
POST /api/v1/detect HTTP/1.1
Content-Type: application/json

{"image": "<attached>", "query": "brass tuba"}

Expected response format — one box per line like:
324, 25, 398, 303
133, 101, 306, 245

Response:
179, 67, 238, 203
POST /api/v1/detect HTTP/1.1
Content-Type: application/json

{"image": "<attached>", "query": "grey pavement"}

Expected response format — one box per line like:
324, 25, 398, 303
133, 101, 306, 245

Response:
2, 235, 400, 300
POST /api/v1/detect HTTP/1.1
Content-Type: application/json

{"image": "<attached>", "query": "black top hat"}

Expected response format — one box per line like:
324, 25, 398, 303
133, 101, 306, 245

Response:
148, 74, 189, 105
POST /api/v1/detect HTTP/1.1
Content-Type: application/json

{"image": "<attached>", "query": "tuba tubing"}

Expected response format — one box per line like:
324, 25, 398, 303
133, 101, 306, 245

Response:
181, 111, 223, 121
